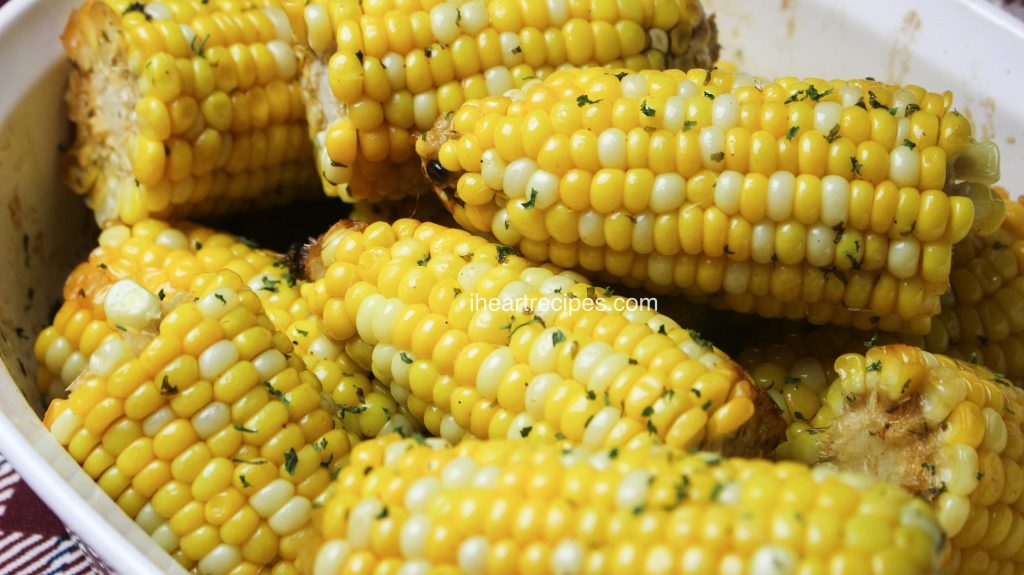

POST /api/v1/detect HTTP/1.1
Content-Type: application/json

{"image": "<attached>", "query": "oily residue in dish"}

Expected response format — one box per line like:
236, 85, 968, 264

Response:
886, 10, 921, 84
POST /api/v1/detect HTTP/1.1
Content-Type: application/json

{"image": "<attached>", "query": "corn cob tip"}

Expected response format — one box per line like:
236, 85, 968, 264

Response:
291, 220, 370, 283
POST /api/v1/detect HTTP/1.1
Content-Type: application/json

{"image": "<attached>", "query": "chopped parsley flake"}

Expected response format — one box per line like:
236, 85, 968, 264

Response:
640, 100, 656, 117
283, 448, 298, 475
233, 424, 256, 433
400, 352, 414, 364
866, 360, 882, 372
576, 94, 602, 107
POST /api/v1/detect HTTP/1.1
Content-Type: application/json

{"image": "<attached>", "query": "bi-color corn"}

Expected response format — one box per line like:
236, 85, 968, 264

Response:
62, 0, 316, 225
417, 67, 1004, 334
299, 0, 720, 203
297, 218, 785, 455
44, 270, 357, 574
308, 436, 946, 575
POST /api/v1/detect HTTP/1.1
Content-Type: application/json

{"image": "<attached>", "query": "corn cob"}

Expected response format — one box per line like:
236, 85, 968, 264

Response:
34, 220, 412, 439
780, 345, 1024, 575
417, 67, 1005, 334
924, 189, 1024, 382
299, 0, 720, 203
43, 270, 360, 574
307, 435, 945, 575
295, 218, 785, 455
62, 0, 317, 226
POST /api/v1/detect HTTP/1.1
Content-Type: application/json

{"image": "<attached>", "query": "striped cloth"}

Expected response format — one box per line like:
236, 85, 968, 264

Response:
0, 458, 106, 575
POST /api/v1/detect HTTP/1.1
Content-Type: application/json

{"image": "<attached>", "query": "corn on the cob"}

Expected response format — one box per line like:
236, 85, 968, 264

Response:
295, 218, 785, 455
44, 270, 360, 574
776, 345, 1024, 574
925, 189, 1024, 382
299, 0, 720, 203
417, 67, 1004, 335
307, 435, 945, 575
62, 0, 316, 226
35, 220, 414, 439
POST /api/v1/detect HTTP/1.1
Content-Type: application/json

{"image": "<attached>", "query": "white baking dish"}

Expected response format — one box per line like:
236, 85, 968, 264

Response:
0, 0, 1021, 573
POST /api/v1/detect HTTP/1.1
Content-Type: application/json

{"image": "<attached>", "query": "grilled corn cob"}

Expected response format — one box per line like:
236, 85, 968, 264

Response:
34, 220, 413, 439
925, 189, 1024, 382
296, 218, 785, 455
781, 346, 1024, 574
417, 67, 1004, 334
43, 270, 359, 573
299, 0, 720, 203
307, 435, 945, 575
62, 0, 316, 226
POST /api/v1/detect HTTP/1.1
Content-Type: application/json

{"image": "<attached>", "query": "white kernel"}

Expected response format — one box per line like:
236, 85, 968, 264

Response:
699, 126, 725, 165
526, 169, 560, 210
751, 545, 797, 575
310, 335, 342, 361
472, 465, 501, 488
711, 93, 739, 129
546, 0, 569, 25
820, 175, 850, 227
806, 224, 836, 267
529, 327, 566, 373
397, 562, 430, 575
142, 406, 175, 437
457, 1, 488, 34
155, 229, 189, 250
662, 96, 687, 131
252, 349, 287, 381
430, 3, 461, 44
50, 409, 82, 445
766, 171, 795, 221
525, 373, 560, 419
197, 544, 241, 575
457, 262, 492, 293
888, 238, 921, 279
503, 157, 537, 198
268, 40, 297, 80
347, 498, 382, 549
632, 212, 655, 254
506, 412, 536, 440
372, 298, 403, 344
481, 149, 507, 190
44, 336, 72, 376
750, 222, 777, 264
620, 74, 648, 99
400, 514, 431, 559
381, 53, 406, 89
98, 225, 131, 247
936, 492, 970, 537
198, 287, 238, 319
151, 523, 180, 553
199, 340, 239, 381
837, 85, 863, 108
143, 2, 172, 21
890, 146, 920, 187
491, 209, 522, 245
442, 457, 478, 488
582, 406, 620, 448
813, 101, 842, 134
355, 293, 387, 344
650, 173, 685, 213
500, 32, 523, 67
578, 210, 606, 246
105, 280, 162, 331
457, 536, 488, 575
304, 3, 332, 56
413, 92, 439, 131
598, 128, 627, 169
263, 6, 293, 41
89, 336, 132, 377
315, 541, 352, 575
404, 477, 440, 513
615, 469, 652, 510
59, 351, 87, 384
722, 261, 751, 295
485, 66, 514, 96
677, 79, 698, 100
269, 495, 312, 535
477, 347, 514, 399
135, 505, 163, 533
439, 414, 466, 442
892, 89, 918, 116
713, 171, 742, 215
589, 353, 631, 393
191, 401, 230, 439
251, 478, 296, 518
551, 540, 584, 575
